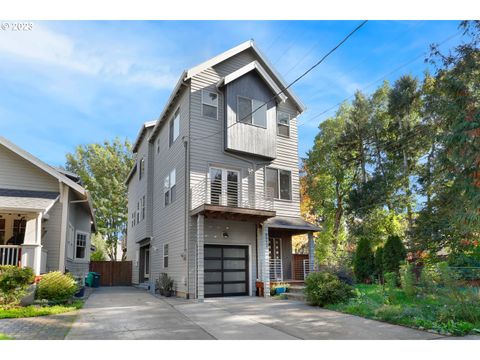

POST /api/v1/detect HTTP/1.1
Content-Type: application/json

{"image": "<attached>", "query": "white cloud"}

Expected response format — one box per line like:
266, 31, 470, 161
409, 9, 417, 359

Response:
0, 23, 178, 89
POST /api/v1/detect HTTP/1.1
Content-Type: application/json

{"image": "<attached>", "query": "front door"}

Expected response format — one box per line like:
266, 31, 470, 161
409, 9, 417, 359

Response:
204, 245, 248, 297
269, 238, 283, 281
144, 247, 150, 280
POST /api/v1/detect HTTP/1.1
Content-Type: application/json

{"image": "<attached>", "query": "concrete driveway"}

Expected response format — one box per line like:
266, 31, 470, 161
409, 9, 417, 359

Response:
67, 287, 446, 340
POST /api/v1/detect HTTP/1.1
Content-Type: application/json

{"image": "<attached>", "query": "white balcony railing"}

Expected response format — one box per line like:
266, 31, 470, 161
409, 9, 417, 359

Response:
191, 177, 274, 212
269, 258, 283, 281
0, 245, 22, 266
303, 259, 310, 280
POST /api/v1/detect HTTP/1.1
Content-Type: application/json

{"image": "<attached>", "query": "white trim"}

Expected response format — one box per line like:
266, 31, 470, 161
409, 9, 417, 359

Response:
219, 61, 288, 103
58, 184, 69, 272
276, 111, 291, 138
66, 222, 74, 261
132, 120, 156, 153
74, 229, 89, 262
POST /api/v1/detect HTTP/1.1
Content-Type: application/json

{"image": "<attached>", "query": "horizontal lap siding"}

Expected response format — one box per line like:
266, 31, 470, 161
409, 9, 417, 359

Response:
42, 200, 62, 272
0, 144, 59, 192
150, 88, 190, 295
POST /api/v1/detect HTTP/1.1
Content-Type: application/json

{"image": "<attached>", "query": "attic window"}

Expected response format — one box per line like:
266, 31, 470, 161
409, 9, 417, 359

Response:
277, 111, 290, 137
202, 90, 218, 119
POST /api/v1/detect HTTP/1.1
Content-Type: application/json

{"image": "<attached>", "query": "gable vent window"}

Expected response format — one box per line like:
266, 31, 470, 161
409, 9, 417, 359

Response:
139, 157, 145, 180
202, 90, 218, 119
164, 168, 177, 206
169, 108, 180, 147
277, 111, 291, 137
237, 96, 267, 128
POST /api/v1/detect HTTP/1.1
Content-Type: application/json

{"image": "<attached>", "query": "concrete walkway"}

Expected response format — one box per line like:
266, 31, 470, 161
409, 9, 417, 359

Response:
66, 287, 450, 340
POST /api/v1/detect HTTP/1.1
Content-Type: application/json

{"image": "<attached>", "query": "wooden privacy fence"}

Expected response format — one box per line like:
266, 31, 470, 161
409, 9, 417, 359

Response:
89, 261, 132, 286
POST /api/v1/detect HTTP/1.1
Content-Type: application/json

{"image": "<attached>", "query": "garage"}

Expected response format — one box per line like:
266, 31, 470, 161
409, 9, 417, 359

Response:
204, 245, 249, 297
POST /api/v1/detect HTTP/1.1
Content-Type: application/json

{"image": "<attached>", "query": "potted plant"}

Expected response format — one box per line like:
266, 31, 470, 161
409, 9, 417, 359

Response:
273, 282, 289, 295
157, 273, 174, 297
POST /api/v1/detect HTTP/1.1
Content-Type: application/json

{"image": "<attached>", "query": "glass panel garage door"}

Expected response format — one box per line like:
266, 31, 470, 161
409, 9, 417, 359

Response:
204, 245, 248, 297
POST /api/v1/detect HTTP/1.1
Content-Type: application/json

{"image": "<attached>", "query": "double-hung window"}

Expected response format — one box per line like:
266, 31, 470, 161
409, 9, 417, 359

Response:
163, 244, 169, 268
141, 195, 146, 220
277, 111, 290, 137
266, 168, 292, 201
237, 96, 267, 128
75, 231, 89, 260
164, 169, 176, 206
139, 157, 145, 180
202, 90, 218, 119
169, 108, 180, 147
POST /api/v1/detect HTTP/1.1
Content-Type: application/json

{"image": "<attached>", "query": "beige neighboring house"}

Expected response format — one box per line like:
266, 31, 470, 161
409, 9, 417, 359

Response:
0, 136, 96, 277
126, 40, 319, 300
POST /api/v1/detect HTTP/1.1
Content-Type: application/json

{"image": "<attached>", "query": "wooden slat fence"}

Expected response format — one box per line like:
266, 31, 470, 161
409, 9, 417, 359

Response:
89, 261, 132, 286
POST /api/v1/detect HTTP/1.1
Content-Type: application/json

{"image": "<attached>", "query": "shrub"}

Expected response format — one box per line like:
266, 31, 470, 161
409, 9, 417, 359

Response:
382, 235, 406, 275
304, 272, 354, 307
374, 247, 384, 282
332, 267, 355, 285
354, 237, 375, 283
36, 271, 78, 303
156, 273, 174, 297
400, 262, 416, 298
0, 266, 35, 307
90, 249, 106, 261
384, 272, 397, 303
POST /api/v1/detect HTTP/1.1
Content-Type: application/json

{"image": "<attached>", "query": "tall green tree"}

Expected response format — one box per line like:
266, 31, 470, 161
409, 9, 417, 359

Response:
66, 138, 134, 261
354, 237, 375, 283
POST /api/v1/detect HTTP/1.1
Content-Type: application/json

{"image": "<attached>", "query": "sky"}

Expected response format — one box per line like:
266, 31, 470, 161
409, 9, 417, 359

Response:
0, 20, 464, 166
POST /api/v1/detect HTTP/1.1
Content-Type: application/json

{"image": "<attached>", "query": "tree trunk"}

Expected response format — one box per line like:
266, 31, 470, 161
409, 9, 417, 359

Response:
332, 181, 344, 252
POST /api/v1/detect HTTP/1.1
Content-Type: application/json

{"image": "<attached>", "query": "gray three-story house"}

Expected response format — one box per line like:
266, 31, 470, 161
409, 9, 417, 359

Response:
126, 40, 319, 300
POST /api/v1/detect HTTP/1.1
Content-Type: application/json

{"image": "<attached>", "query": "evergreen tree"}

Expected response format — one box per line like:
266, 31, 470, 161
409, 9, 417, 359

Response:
354, 237, 375, 283
382, 235, 407, 275
374, 246, 384, 280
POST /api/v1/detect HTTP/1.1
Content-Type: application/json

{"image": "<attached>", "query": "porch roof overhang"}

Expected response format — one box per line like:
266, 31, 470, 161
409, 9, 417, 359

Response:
0, 189, 59, 214
191, 204, 276, 223
266, 216, 321, 234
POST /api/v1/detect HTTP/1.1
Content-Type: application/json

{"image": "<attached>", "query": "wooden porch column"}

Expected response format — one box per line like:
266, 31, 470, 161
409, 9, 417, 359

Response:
196, 214, 204, 302
21, 213, 42, 275
258, 223, 270, 298
308, 232, 315, 272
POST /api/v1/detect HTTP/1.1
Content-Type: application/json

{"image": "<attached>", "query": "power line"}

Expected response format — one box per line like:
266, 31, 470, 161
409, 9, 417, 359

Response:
190, 20, 368, 142
297, 30, 462, 128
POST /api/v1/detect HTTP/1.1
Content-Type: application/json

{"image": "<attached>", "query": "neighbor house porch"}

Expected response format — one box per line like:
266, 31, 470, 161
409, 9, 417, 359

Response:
0, 189, 59, 274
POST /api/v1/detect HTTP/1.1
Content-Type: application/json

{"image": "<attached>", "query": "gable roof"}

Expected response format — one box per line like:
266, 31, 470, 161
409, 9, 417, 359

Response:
147, 40, 305, 144
185, 40, 305, 113
217, 61, 288, 103
132, 120, 157, 153
0, 136, 96, 228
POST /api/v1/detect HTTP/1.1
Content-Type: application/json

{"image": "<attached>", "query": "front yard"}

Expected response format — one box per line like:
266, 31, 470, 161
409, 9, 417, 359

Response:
0, 300, 83, 319
326, 284, 480, 336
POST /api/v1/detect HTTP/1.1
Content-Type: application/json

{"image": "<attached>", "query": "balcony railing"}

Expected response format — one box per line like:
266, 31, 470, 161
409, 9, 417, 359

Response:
0, 245, 22, 267
191, 177, 274, 212
269, 258, 283, 281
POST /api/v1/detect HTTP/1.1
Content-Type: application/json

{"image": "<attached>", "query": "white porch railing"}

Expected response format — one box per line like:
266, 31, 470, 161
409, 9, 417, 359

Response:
269, 258, 283, 281
0, 245, 22, 266
191, 177, 274, 211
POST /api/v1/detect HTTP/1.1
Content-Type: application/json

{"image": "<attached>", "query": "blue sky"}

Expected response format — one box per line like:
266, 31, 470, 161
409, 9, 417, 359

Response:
0, 20, 463, 166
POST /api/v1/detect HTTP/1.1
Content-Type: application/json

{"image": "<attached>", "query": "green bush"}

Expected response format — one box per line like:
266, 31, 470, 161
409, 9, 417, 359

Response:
354, 237, 375, 283
0, 266, 35, 307
383, 272, 397, 303
400, 262, 416, 298
374, 246, 384, 282
382, 235, 406, 275
36, 272, 78, 303
304, 272, 354, 307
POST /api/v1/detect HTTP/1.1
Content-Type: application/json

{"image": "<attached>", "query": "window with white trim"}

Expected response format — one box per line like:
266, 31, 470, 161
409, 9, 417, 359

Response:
277, 111, 290, 137
202, 90, 218, 119
237, 96, 267, 127
164, 168, 176, 206
139, 157, 145, 180
169, 108, 180, 147
266, 168, 292, 200
141, 195, 146, 220
75, 231, 89, 260
163, 244, 169, 268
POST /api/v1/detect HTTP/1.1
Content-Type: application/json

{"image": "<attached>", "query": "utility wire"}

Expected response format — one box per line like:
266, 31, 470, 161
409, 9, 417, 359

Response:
190, 20, 368, 142
297, 30, 462, 128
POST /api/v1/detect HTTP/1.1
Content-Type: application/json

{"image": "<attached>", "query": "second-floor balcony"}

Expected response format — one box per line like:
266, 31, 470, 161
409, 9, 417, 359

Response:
190, 175, 276, 221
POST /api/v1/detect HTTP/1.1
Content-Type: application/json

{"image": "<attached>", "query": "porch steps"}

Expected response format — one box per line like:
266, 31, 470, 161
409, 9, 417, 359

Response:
284, 285, 306, 302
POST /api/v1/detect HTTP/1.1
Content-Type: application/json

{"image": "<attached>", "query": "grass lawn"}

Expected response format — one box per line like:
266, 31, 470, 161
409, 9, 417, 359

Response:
326, 284, 480, 336
0, 300, 83, 319
0, 332, 13, 340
